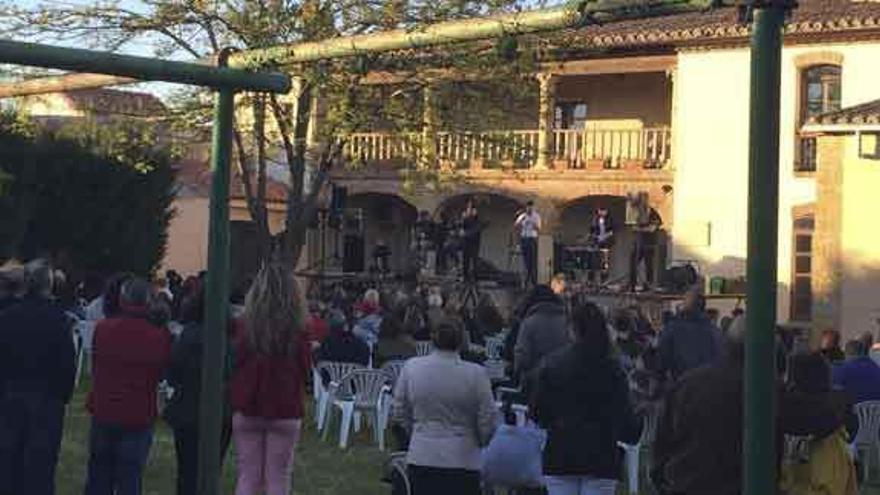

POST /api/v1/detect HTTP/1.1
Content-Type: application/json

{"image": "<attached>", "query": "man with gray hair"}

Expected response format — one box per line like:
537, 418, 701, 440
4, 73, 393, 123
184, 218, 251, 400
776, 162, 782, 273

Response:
0, 258, 76, 495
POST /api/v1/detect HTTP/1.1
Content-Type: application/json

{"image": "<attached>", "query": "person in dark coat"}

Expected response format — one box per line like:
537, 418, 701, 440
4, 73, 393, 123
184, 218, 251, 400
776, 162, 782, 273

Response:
315, 309, 371, 376
531, 302, 640, 495
0, 259, 76, 495
652, 315, 746, 495
658, 291, 722, 380
84, 278, 172, 495
514, 285, 570, 388
162, 282, 232, 495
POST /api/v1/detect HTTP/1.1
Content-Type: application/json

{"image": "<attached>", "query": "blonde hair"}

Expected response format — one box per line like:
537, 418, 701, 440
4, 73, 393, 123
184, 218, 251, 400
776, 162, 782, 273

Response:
244, 264, 304, 356
363, 289, 380, 306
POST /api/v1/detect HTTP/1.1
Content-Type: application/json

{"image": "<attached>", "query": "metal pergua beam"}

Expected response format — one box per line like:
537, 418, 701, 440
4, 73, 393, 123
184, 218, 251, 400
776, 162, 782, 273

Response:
0, 39, 289, 93
0, 0, 717, 98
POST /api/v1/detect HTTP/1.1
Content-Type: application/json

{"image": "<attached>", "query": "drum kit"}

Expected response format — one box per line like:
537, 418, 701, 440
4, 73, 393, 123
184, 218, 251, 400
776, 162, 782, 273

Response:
562, 233, 612, 289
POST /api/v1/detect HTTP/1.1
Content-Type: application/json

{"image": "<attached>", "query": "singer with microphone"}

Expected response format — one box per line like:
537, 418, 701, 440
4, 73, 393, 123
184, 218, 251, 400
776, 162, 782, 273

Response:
515, 201, 542, 287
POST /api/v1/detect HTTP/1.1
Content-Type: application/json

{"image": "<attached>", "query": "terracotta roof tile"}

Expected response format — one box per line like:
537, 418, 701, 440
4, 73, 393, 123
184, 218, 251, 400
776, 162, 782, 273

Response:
557, 0, 880, 49
809, 98, 880, 125
63, 88, 167, 117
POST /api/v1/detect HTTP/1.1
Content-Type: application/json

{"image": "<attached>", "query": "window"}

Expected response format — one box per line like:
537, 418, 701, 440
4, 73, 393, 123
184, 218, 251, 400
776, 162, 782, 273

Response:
554, 102, 588, 130
797, 65, 842, 172
790, 213, 814, 322
860, 132, 880, 160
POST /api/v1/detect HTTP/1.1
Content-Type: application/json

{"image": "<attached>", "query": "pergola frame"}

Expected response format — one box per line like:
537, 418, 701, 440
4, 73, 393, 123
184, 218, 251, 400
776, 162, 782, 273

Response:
0, 0, 792, 493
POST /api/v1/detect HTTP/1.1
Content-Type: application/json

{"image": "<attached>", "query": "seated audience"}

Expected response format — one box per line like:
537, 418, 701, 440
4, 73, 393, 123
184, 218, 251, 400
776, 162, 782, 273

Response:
375, 312, 417, 367
833, 339, 880, 404
819, 329, 846, 364
352, 289, 383, 346
779, 352, 857, 495
532, 302, 640, 495
316, 310, 371, 368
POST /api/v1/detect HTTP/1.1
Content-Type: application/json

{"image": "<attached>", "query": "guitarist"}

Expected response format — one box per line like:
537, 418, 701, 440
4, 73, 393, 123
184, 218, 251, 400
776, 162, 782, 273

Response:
589, 207, 615, 283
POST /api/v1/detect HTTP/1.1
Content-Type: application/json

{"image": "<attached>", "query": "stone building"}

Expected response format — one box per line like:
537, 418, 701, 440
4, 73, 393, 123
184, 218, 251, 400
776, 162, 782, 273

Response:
228, 0, 880, 335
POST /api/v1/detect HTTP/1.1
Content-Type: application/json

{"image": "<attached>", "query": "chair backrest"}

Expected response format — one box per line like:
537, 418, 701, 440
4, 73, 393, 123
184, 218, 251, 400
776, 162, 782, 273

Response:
854, 401, 880, 446
415, 341, 433, 357
485, 337, 505, 360
381, 360, 407, 389
338, 369, 388, 407
317, 361, 365, 384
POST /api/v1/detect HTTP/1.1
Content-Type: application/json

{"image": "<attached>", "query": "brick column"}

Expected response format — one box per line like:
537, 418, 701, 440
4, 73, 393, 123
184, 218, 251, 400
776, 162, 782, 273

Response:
813, 135, 845, 334
535, 73, 557, 170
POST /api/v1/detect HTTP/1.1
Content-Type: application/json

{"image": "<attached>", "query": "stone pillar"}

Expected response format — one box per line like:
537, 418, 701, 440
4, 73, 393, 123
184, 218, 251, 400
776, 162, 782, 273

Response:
813, 135, 845, 336
535, 73, 557, 170
420, 83, 438, 169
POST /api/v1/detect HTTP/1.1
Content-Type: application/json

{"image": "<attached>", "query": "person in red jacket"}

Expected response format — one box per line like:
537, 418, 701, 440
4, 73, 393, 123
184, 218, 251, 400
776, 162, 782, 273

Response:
84, 277, 172, 495
229, 264, 311, 495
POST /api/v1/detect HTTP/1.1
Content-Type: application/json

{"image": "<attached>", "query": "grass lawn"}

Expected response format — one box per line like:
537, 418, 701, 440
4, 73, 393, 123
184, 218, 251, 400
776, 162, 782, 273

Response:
56, 380, 880, 495
55, 381, 388, 495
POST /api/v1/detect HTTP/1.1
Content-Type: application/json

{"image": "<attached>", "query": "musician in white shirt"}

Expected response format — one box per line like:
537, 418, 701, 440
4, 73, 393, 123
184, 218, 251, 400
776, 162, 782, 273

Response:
514, 201, 542, 286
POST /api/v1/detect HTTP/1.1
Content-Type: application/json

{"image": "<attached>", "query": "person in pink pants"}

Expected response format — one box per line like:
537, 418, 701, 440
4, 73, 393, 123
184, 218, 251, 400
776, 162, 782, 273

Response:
229, 264, 312, 495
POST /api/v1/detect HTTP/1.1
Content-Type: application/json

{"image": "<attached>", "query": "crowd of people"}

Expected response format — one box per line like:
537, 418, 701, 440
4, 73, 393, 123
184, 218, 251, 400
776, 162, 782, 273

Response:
3, 257, 880, 495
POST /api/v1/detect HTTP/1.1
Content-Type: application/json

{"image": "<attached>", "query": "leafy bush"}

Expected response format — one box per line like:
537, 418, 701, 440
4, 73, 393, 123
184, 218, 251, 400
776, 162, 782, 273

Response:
0, 114, 176, 279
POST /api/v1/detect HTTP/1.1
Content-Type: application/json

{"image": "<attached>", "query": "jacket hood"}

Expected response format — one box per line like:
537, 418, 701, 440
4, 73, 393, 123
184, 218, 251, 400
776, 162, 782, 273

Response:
526, 300, 566, 319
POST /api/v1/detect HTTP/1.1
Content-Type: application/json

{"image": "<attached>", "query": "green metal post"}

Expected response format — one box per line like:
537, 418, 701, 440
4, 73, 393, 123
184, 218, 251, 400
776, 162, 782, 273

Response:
197, 50, 235, 495
744, 3, 786, 495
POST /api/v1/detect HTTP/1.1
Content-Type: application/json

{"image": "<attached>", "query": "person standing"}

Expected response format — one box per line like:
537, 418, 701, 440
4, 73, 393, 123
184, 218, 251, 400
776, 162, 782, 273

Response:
391, 319, 498, 495
163, 282, 232, 495
0, 260, 76, 495
84, 278, 172, 495
833, 339, 880, 404
515, 201, 542, 287
229, 264, 311, 495
514, 285, 570, 391
461, 200, 482, 282
532, 302, 641, 495
589, 207, 615, 284
658, 291, 722, 381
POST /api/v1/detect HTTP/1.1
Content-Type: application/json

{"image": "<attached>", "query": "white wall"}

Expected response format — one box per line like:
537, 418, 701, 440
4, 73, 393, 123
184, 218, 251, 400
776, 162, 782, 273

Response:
672, 41, 880, 322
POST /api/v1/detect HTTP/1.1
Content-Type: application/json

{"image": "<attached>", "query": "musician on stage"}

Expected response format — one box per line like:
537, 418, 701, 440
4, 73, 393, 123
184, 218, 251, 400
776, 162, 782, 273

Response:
515, 200, 542, 287
629, 205, 662, 291
461, 201, 481, 282
589, 207, 615, 283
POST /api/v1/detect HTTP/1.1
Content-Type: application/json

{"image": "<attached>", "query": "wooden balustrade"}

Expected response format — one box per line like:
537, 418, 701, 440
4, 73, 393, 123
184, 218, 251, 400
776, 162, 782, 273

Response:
345, 127, 671, 170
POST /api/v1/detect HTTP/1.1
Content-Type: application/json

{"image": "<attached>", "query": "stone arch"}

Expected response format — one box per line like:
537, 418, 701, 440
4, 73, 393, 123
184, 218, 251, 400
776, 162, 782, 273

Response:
346, 192, 419, 272
435, 192, 525, 273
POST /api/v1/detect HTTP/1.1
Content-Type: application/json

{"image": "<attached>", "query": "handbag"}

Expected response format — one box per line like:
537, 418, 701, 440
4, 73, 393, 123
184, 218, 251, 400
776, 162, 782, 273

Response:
481, 423, 547, 488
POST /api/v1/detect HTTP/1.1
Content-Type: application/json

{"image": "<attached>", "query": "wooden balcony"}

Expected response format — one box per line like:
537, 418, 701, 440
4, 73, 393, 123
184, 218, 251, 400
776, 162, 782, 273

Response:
344, 126, 672, 172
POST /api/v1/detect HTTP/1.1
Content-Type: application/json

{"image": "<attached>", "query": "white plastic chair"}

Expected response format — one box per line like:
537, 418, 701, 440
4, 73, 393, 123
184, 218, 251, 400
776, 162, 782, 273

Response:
323, 369, 388, 450
378, 361, 407, 447
316, 362, 365, 432
485, 336, 505, 360
618, 405, 662, 495
415, 341, 433, 357
853, 401, 880, 481
312, 366, 325, 426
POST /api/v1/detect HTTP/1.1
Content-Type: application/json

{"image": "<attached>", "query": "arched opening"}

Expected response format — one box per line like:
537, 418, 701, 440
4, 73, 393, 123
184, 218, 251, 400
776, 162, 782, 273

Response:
346, 192, 418, 272
555, 195, 667, 286
436, 193, 524, 274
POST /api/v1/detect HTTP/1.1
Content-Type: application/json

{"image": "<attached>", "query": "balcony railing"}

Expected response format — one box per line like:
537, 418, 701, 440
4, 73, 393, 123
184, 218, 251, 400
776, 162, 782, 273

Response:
345, 126, 671, 170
